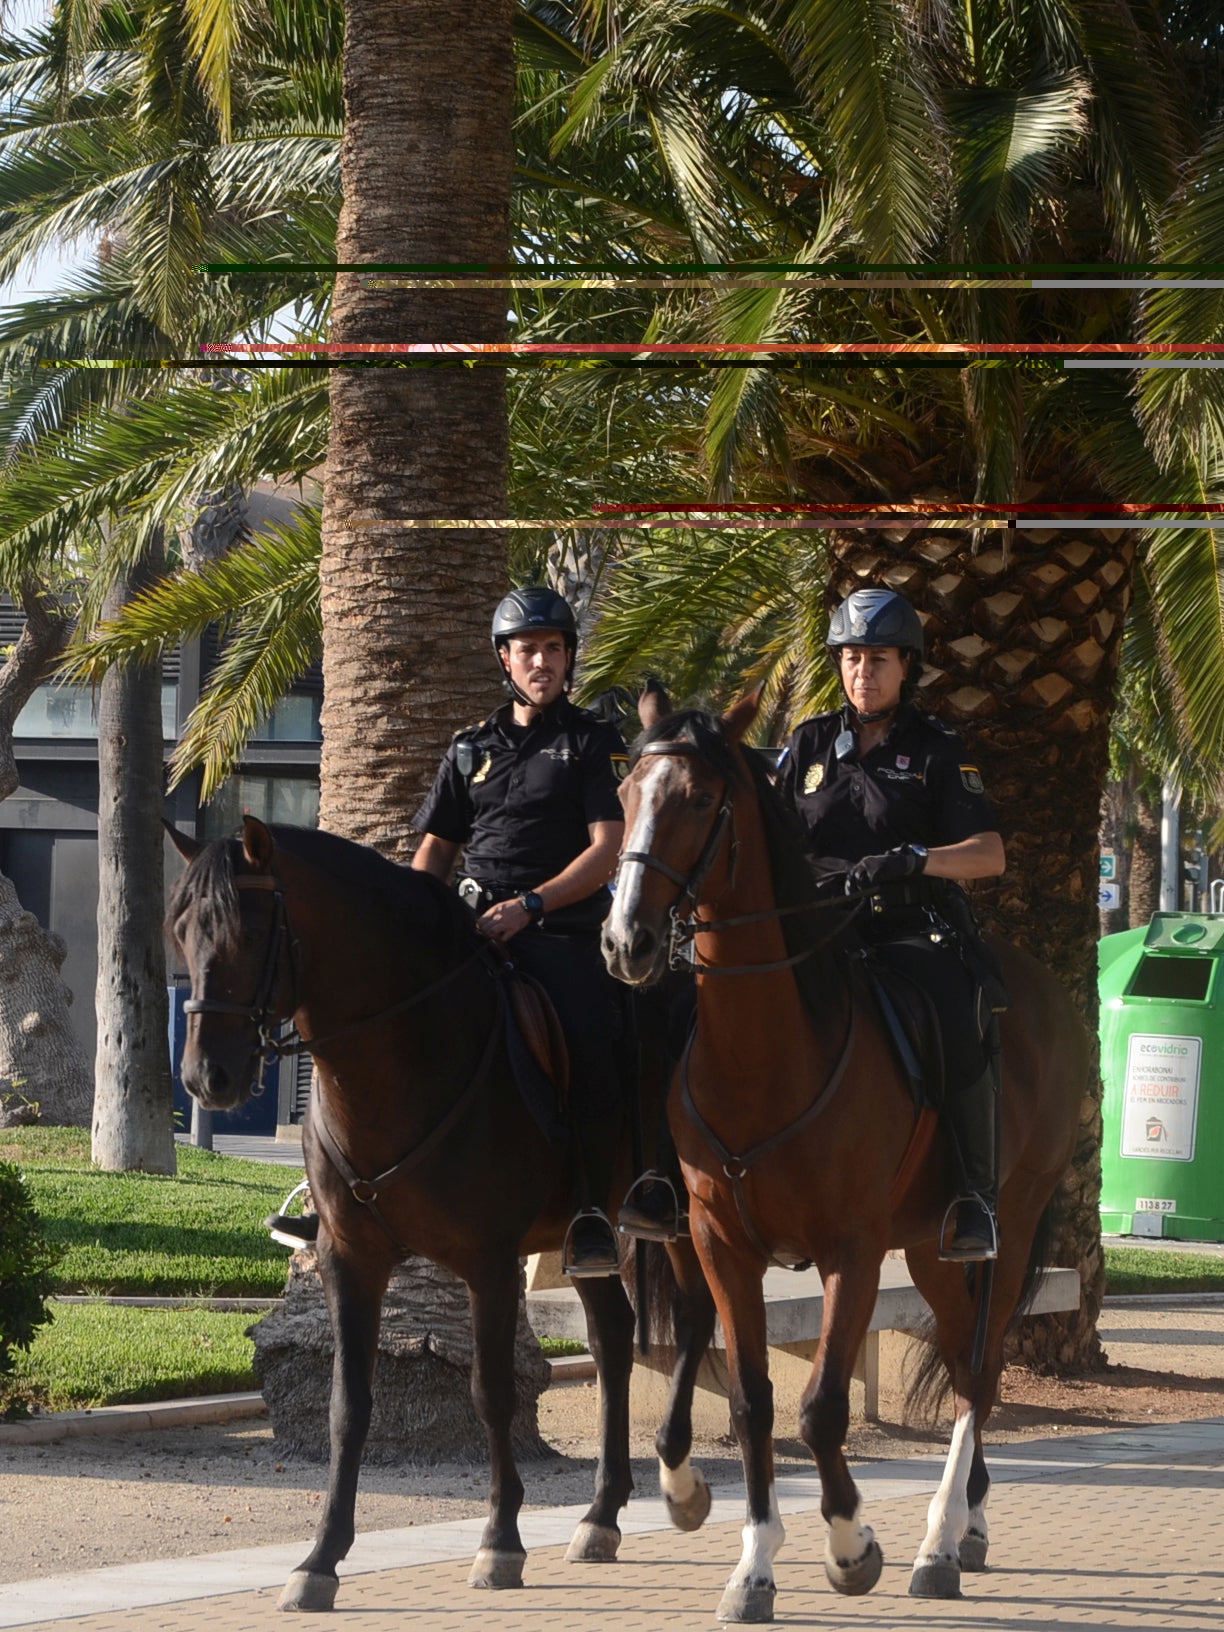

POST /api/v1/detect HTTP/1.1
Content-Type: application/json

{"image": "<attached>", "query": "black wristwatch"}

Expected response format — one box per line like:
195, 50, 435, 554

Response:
519, 890, 544, 923
908, 844, 930, 872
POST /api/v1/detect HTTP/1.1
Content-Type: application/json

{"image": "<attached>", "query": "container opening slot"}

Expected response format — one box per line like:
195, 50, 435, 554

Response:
1126, 956, 1212, 1002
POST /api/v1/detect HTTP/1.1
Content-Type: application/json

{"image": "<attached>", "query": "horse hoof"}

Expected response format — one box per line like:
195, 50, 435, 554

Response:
467, 1548, 525, 1589
565, 1522, 621, 1563
825, 1537, 883, 1596
665, 1468, 712, 1532
717, 1581, 776, 1622
277, 1571, 338, 1612
959, 1529, 989, 1572
909, 1557, 962, 1599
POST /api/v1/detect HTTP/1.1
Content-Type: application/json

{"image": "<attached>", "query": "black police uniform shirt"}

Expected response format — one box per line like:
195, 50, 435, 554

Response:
775, 703, 998, 872
411, 694, 626, 932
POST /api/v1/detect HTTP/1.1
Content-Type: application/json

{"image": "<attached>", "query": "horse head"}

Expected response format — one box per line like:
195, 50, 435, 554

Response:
602, 686, 761, 985
166, 815, 298, 1110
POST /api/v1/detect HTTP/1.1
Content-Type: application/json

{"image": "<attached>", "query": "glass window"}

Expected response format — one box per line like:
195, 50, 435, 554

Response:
201, 774, 320, 839
250, 694, 322, 742
14, 683, 177, 739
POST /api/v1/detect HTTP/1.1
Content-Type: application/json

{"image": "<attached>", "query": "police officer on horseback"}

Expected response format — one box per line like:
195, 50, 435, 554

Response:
777, 587, 1005, 1261
409, 586, 628, 1278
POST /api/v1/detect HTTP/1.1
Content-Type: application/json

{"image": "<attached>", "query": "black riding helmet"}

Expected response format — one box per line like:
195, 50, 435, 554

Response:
491, 585, 579, 699
826, 587, 925, 718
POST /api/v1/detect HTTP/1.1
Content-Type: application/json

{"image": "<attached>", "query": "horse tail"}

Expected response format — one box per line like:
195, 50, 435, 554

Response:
905, 1193, 1061, 1425
622, 1239, 677, 1353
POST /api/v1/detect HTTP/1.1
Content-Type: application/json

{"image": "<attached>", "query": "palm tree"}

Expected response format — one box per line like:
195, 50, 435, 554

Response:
519, 0, 1224, 1367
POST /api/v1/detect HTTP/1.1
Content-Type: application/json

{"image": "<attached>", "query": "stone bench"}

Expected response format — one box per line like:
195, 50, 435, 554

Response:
526, 1256, 1081, 1428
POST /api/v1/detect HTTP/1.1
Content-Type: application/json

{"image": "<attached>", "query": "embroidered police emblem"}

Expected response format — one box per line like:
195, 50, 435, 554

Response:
896, 754, 910, 770
803, 764, 825, 793
610, 754, 629, 783
960, 764, 985, 794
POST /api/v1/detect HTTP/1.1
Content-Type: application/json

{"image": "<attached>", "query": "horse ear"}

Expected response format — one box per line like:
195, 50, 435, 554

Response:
637, 675, 672, 731
163, 820, 202, 861
722, 685, 764, 744
242, 815, 276, 871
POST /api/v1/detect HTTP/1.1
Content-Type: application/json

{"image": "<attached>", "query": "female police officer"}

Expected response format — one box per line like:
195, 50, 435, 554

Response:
776, 587, 1005, 1260
410, 586, 628, 1277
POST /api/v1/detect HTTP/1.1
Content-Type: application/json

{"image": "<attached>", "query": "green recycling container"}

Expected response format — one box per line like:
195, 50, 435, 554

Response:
1099, 912, 1224, 1241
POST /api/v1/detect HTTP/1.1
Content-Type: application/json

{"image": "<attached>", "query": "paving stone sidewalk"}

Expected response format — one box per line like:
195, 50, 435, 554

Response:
4, 1419, 1221, 1632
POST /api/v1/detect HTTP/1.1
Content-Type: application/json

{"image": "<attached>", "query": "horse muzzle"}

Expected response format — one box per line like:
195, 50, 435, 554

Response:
180, 1048, 255, 1112
601, 921, 668, 986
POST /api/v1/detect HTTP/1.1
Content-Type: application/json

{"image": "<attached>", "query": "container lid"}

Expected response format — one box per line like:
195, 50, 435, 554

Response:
1143, 912, 1224, 953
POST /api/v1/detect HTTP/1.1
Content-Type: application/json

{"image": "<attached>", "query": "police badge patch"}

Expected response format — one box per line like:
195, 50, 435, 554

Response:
959, 764, 985, 794
611, 754, 629, 783
803, 764, 825, 793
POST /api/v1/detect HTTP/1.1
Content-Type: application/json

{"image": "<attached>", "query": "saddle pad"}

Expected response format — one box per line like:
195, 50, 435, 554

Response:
502, 969, 570, 1147
861, 953, 943, 1111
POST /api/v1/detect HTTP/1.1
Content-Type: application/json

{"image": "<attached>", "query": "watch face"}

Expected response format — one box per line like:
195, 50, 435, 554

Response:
522, 892, 543, 915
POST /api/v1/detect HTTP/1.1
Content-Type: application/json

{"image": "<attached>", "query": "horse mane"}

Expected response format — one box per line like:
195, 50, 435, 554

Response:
634, 708, 850, 1001
167, 825, 475, 960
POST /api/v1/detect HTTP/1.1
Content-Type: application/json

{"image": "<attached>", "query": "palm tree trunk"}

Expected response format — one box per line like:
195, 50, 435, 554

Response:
294, 0, 535, 1455
827, 494, 1129, 1370
1128, 782, 1161, 928
318, 0, 514, 849
91, 535, 176, 1173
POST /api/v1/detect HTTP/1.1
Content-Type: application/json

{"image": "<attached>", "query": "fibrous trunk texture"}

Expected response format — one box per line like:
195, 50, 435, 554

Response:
250, 1252, 551, 1463
91, 542, 175, 1174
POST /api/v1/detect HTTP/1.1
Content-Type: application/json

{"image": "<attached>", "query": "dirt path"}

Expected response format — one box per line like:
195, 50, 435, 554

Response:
2, 1304, 1220, 1584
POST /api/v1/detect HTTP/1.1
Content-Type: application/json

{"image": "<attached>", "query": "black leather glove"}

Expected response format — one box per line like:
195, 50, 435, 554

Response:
847, 845, 928, 893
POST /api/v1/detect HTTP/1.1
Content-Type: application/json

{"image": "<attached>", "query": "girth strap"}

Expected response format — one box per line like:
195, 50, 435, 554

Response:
309, 975, 506, 1258
679, 995, 858, 1271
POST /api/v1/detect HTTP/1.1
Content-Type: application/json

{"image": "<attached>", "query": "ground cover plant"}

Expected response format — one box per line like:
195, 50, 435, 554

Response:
8, 1304, 258, 1412
1, 1127, 300, 1297
1103, 1245, 1224, 1296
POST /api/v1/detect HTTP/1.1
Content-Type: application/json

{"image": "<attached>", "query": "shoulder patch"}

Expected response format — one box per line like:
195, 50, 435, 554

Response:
451, 719, 485, 739
610, 753, 629, 783
959, 764, 985, 794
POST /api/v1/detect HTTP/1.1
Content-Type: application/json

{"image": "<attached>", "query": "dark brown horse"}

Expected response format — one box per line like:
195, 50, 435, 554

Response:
601, 695, 1088, 1623
166, 816, 717, 1611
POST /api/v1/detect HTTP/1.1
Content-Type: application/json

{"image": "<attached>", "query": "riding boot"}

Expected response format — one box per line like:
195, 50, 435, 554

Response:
564, 1113, 622, 1278
264, 1180, 319, 1249
939, 1066, 999, 1261
617, 1110, 690, 1241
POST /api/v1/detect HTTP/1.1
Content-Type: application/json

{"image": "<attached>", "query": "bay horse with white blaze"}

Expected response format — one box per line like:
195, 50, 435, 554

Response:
167, 816, 717, 1612
602, 693, 1088, 1623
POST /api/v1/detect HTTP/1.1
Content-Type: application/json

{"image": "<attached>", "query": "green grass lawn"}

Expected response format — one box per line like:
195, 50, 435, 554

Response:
1102, 1244, 1224, 1296
8, 1303, 258, 1412
2, 1126, 302, 1297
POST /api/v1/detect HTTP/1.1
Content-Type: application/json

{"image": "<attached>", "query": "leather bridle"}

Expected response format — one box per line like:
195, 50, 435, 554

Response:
181, 876, 294, 1093
617, 739, 859, 975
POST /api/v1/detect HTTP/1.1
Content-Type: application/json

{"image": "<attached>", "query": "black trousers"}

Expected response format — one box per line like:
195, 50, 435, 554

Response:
502, 927, 623, 1120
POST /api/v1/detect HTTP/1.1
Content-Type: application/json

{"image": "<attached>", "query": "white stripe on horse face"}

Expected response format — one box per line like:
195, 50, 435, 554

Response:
726, 1485, 784, 1590
605, 755, 668, 947
915, 1407, 976, 1568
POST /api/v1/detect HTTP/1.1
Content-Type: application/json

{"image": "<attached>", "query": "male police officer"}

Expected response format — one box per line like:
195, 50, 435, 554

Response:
410, 587, 628, 1276
777, 587, 1005, 1260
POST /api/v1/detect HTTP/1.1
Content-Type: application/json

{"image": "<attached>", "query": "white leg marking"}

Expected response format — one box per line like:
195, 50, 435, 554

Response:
827, 1504, 876, 1569
659, 1454, 698, 1507
916, 1408, 976, 1567
727, 1485, 785, 1589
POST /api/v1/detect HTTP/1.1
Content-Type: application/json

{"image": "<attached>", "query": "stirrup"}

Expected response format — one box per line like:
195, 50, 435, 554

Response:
616, 1171, 688, 1242
938, 1195, 998, 1262
562, 1208, 620, 1278
265, 1180, 318, 1249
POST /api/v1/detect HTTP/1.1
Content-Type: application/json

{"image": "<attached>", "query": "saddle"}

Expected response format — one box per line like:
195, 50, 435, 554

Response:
505, 967, 570, 1097
859, 947, 944, 1111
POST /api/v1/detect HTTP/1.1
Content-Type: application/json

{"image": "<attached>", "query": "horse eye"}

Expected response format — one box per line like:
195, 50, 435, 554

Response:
694, 792, 716, 812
